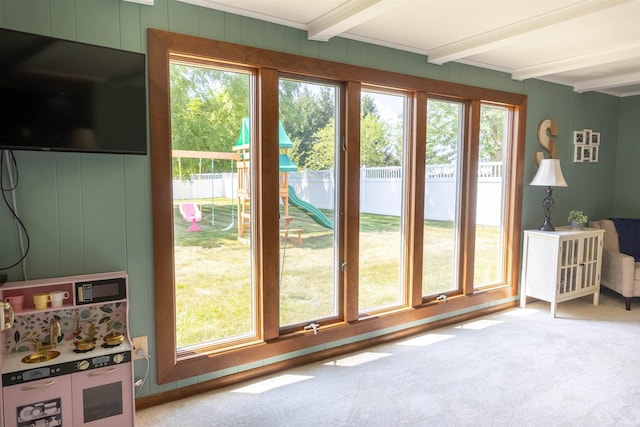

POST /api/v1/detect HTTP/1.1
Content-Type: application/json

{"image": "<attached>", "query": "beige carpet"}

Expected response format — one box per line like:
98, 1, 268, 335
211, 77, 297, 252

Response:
135, 290, 640, 426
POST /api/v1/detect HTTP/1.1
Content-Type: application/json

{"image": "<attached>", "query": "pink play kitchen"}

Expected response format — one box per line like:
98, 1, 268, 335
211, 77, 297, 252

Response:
0, 272, 134, 426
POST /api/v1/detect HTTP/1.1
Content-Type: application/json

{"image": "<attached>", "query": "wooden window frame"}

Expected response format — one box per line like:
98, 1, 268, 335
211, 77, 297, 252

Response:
148, 28, 526, 385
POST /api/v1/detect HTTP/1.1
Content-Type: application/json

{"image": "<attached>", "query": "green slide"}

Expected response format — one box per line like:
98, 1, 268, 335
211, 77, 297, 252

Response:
288, 185, 333, 229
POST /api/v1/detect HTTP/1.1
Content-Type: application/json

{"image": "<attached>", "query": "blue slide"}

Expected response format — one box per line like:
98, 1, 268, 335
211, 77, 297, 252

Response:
288, 185, 333, 229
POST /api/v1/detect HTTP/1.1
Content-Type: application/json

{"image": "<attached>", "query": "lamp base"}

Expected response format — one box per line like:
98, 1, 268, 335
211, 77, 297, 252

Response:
538, 186, 556, 231
539, 217, 555, 231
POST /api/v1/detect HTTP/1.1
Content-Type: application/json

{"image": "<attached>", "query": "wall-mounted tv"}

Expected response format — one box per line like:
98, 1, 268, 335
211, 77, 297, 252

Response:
0, 28, 147, 155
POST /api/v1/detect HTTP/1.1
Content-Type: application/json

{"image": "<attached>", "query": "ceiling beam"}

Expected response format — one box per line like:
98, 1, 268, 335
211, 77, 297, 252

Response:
427, 0, 634, 65
511, 43, 640, 81
573, 71, 640, 93
307, 0, 395, 42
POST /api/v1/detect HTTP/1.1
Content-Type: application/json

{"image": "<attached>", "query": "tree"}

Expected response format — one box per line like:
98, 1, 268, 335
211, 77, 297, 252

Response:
169, 67, 505, 179
426, 99, 460, 165
304, 118, 335, 170
279, 80, 335, 168
479, 105, 506, 162
170, 64, 250, 178
361, 95, 378, 118
306, 94, 401, 170
426, 100, 507, 165
360, 112, 400, 167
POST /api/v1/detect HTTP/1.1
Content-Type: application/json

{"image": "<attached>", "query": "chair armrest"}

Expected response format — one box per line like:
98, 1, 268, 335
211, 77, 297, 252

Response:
601, 248, 636, 297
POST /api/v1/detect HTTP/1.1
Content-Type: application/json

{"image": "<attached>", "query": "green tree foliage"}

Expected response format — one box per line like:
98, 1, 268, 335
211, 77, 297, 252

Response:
304, 119, 335, 170
170, 64, 250, 178
426, 99, 460, 165
279, 80, 335, 168
360, 111, 401, 167
479, 105, 506, 162
302, 93, 402, 170
426, 100, 506, 166
361, 94, 379, 117
169, 65, 505, 180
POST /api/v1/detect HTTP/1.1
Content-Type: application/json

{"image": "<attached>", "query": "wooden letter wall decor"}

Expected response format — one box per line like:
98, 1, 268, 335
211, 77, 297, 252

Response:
536, 119, 558, 165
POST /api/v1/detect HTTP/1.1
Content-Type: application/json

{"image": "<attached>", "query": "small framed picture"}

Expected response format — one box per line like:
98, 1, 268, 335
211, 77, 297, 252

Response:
583, 147, 591, 160
591, 132, 600, 145
573, 130, 584, 144
574, 144, 583, 163
590, 146, 599, 163
584, 129, 592, 145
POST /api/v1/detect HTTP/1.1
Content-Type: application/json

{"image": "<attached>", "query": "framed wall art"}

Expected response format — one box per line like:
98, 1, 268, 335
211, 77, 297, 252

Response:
573, 128, 600, 163
574, 144, 583, 162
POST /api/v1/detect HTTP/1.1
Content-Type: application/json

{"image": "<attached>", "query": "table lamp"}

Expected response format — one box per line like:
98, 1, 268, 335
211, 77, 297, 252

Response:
530, 158, 567, 231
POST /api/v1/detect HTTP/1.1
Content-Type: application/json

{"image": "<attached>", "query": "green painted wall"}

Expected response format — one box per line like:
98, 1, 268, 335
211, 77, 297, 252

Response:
614, 96, 640, 216
0, 0, 636, 397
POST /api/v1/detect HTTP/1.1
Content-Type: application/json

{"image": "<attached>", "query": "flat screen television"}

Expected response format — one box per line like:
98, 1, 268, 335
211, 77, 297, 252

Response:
0, 28, 147, 155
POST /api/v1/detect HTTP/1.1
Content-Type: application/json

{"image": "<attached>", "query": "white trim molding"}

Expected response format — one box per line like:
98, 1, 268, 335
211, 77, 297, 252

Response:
123, 0, 154, 6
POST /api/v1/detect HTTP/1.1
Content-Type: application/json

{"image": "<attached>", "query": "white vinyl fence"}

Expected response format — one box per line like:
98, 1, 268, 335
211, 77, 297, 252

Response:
173, 162, 503, 226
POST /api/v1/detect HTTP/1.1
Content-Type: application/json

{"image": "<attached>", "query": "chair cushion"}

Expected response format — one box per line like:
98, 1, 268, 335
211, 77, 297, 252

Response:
611, 218, 640, 261
589, 219, 619, 252
601, 220, 620, 252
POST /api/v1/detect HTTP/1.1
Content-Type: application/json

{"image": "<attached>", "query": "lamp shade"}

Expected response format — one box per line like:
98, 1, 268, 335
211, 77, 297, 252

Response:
530, 158, 567, 187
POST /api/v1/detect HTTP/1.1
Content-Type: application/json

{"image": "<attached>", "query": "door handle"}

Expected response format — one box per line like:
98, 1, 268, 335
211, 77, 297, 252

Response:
21, 380, 56, 390
1, 301, 14, 331
88, 367, 117, 377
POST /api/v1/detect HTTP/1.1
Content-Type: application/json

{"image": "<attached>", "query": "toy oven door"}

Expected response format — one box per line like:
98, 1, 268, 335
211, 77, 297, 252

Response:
70, 363, 134, 426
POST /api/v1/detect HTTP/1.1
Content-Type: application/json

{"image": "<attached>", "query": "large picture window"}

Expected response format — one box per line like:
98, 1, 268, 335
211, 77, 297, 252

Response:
170, 61, 256, 350
359, 89, 408, 313
423, 99, 464, 297
278, 77, 340, 327
148, 29, 526, 385
474, 104, 511, 289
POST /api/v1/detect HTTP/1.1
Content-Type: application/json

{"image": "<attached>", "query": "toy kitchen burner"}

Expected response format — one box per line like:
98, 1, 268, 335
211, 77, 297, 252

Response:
0, 272, 135, 427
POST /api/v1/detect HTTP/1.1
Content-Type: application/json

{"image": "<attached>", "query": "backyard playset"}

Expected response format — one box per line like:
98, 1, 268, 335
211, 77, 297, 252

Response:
174, 119, 333, 244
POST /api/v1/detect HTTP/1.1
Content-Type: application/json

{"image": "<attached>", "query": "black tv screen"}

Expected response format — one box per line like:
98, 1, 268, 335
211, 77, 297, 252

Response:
0, 28, 147, 155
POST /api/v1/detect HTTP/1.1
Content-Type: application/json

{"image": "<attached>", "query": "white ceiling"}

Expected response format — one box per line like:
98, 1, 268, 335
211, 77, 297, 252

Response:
177, 0, 640, 97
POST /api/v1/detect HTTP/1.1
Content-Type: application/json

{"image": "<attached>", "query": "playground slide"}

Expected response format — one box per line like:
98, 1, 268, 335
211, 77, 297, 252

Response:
287, 185, 333, 229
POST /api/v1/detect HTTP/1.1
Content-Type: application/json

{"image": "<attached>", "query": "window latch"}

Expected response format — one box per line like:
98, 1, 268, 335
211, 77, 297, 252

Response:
304, 323, 319, 335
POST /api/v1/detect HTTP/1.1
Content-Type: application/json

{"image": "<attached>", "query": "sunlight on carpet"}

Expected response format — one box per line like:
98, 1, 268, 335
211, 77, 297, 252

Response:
231, 374, 313, 394
323, 351, 391, 367
396, 333, 455, 347
502, 307, 540, 317
453, 319, 503, 329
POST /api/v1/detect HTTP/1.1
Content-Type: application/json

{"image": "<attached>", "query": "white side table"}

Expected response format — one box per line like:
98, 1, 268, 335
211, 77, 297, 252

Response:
520, 227, 604, 317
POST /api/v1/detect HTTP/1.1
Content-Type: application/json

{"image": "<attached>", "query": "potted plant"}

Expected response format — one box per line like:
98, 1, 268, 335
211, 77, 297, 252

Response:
568, 210, 588, 229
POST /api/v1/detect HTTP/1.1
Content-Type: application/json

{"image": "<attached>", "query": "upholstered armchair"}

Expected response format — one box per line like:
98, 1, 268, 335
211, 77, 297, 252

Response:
589, 219, 640, 310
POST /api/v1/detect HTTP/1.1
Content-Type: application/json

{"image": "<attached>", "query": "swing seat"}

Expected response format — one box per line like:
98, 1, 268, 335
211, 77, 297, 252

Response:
179, 203, 202, 231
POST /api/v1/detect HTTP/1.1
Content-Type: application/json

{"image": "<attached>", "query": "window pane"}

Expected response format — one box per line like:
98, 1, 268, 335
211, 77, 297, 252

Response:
278, 79, 338, 326
423, 99, 463, 297
474, 104, 508, 287
359, 90, 406, 312
170, 63, 254, 348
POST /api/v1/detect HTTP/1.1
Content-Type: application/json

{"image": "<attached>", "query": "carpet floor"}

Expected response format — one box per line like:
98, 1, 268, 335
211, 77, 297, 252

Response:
135, 291, 640, 426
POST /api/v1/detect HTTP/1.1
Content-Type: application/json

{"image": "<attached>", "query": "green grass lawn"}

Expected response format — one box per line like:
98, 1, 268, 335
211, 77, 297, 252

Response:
173, 198, 500, 348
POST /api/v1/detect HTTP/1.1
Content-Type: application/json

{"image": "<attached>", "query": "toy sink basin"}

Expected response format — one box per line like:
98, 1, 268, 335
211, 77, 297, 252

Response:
21, 350, 61, 364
